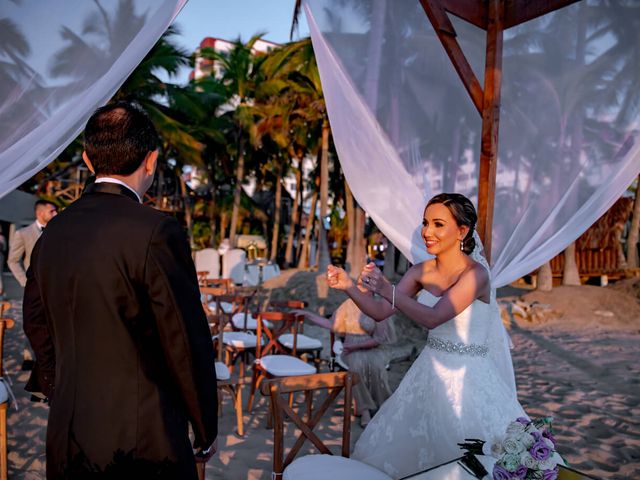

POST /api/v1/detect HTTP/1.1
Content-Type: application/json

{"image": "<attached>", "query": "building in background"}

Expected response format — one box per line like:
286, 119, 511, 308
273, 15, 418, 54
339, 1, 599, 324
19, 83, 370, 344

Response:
189, 37, 279, 81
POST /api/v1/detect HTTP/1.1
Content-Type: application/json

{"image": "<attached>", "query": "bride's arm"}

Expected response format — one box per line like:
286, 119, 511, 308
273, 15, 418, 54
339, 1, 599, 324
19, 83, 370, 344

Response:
363, 263, 489, 329
327, 264, 422, 321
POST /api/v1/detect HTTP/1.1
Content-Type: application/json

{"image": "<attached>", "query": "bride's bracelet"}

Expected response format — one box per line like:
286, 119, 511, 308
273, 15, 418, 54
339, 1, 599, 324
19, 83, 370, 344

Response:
391, 283, 396, 310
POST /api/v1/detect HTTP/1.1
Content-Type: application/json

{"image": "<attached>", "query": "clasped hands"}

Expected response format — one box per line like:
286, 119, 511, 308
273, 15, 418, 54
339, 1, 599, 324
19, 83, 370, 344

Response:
327, 262, 391, 297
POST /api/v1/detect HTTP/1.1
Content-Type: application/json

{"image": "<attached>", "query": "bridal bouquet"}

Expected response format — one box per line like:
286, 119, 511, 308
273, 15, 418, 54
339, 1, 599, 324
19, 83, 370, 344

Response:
458, 417, 560, 480
487, 417, 560, 480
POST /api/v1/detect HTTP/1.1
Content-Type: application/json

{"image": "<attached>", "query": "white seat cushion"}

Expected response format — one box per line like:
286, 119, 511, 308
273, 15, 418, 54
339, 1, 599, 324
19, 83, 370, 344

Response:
215, 361, 231, 381
232, 313, 272, 330
284, 455, 392, 480
222, 331, 258, 348
208, 301, 233, 313
0, 380, 7, 404
279, 333, 323, 351
257, 355, 316, 376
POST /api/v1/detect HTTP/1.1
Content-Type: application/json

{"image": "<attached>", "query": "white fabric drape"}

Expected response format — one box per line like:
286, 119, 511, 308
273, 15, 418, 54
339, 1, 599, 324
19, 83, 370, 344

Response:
0, 0, 187, 200
305, 0, 640, 287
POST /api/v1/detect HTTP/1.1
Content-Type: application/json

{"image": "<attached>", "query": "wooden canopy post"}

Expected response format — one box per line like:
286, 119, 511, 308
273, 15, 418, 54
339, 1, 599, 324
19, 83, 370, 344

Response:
476, 0, 504, 263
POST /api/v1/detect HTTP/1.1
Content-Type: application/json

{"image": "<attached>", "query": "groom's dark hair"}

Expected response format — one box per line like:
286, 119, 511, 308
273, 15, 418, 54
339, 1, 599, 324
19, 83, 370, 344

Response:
84, 101, 158, 176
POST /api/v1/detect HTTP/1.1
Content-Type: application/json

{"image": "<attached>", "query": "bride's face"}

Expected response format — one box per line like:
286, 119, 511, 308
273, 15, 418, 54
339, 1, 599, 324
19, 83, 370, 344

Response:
421, 203, 467, 255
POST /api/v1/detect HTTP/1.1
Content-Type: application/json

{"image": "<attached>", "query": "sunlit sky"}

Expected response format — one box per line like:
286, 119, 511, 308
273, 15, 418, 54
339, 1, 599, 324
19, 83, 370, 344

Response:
170, 0, 310, 83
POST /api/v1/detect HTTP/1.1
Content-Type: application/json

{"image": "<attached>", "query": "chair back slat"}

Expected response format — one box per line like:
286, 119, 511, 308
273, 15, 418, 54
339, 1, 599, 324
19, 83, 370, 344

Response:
207, 313, 229, 363
255, 312, 300, 358
261, 372, 360, 477
0, 318, 15, 375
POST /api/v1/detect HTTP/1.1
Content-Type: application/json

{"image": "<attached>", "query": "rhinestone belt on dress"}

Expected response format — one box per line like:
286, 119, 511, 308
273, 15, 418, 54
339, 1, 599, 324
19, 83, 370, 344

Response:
427, 336, 488, 357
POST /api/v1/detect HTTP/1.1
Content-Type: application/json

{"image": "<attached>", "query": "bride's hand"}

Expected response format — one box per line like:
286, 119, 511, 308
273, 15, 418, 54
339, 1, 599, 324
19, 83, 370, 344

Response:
327, 265, 354, 290
360, 262, 390, 295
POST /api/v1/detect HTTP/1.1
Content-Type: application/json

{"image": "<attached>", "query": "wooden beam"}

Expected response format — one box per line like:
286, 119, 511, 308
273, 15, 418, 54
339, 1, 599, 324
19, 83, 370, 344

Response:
441, 0, 487, 30
504, 0, 581, 29
419, 0, 485, 114
476, 0, 504, 264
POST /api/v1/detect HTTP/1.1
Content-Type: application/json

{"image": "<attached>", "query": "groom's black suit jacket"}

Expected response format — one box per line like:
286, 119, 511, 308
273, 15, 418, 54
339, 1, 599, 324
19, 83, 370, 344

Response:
23, 182, 218, 479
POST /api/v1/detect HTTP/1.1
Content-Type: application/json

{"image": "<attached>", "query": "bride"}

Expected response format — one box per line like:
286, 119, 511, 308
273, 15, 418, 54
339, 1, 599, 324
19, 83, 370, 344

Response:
327, 193, 526, 479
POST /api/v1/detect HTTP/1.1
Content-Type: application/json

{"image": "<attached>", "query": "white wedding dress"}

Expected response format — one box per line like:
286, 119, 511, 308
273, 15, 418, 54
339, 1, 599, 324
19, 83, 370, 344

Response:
352, 251, 526, 479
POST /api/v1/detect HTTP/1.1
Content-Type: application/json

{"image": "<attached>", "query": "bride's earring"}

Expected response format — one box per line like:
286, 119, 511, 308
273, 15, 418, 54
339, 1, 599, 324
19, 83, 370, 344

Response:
460, 240, 464, 251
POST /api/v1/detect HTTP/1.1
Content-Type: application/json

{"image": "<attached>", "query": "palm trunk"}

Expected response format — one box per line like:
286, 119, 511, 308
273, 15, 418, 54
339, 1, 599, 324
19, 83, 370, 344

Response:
627, 175, 640, 268
352, 205, 367, 276
220, 211, 229, 242
537, 261, 553, 291
229, 137, 245, 247
298, 189, 319, 269
562, 242, 581, 285
318, 123, 331, 271
344, 179, 355, 272
270, 163, 283, 263
178, 173, 193, 246
285, 158, 302, 266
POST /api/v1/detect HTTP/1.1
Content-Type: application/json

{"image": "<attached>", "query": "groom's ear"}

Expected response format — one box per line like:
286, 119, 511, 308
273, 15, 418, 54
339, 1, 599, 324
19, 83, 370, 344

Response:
82, 151, 95, 174
144, 150, 158, 176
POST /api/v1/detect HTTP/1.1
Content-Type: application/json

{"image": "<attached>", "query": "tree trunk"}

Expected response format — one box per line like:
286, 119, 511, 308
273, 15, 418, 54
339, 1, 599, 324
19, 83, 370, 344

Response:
352, 205, 367, 276
627, 175, 640, 268
344, 179, 355, 273
220, 212, 229, 242
284, 158, 302, 266
383, 241, 396, 277
537, 261, 553, 291
298, 189, 319, 269
229, 138, 245, 247
562, 242, 581, 286
318, 123, 331, 271
178, 173, 193, 246
270, 164, 282, 263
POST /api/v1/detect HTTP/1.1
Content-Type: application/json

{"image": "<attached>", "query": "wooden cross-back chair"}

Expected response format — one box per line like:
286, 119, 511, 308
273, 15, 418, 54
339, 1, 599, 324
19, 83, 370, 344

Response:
269, 300, 324, 366
261, 372, 391, 480
207, 312, 244, 437
0, 314, 16, 480
209, 294, 258, 379
246, 312, 316, 416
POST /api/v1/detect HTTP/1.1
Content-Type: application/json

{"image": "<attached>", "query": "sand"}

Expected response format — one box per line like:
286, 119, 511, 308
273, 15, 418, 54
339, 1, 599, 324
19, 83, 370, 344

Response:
2, 271, 639, 479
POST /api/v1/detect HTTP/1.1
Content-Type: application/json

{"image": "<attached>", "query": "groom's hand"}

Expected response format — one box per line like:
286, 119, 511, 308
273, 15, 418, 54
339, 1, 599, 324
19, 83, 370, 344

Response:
194, 438, 217, 463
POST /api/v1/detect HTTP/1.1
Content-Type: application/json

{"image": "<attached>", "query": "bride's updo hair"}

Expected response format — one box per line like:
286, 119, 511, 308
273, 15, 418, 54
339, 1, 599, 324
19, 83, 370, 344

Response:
426, 193, 477, 255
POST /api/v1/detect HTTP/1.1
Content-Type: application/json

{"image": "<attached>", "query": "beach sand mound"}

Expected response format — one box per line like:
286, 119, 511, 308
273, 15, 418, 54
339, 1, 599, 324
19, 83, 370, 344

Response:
509, 284, 640, 332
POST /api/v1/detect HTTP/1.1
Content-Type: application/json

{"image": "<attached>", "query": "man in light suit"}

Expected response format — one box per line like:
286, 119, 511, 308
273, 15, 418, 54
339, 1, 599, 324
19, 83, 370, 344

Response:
23, 102, 218, 479
8, 199, 58, 370
8, 199, 58, 287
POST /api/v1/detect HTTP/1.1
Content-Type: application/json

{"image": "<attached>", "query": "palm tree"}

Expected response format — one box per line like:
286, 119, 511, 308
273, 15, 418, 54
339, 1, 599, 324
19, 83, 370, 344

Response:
199, 34, 264, 247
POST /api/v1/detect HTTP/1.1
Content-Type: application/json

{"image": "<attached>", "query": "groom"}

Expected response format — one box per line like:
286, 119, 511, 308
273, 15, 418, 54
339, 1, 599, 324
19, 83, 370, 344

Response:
23, 102, 218, 479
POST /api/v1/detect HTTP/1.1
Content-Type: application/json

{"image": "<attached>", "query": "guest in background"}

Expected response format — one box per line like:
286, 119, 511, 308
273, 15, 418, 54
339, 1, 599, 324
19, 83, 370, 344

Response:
7, 199, 58, 287
294, 280, 396, 427
8, 199, 57, 370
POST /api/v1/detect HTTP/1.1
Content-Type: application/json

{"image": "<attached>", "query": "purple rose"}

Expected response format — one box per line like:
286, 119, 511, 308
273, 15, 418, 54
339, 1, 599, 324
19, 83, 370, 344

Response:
542, 429, 557, 446
492, 464, 511, 480
542, 467, 559, 480
530, 440, 552, 461
531, 431, 543, 442
516, 417, 530, 425
513, 465, 528, 479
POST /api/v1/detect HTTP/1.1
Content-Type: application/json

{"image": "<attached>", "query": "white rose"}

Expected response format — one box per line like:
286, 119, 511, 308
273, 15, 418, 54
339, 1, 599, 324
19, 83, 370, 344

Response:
503, 437, 525, 454
518, 432, 535, 448
543, 437, 554, 449
520, 451, 537, 469
489, 441, 505, 458
539, 457, 556, 470
506, 422, 526, 436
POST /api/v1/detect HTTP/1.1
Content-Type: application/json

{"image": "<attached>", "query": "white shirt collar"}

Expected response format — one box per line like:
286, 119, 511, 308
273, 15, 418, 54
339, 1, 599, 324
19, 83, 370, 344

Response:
95, 177, 142, 203
35, 221, 46, 231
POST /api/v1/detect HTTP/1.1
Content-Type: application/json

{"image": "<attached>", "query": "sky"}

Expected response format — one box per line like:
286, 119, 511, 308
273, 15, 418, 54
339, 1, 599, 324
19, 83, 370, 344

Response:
169, 0, 310, 83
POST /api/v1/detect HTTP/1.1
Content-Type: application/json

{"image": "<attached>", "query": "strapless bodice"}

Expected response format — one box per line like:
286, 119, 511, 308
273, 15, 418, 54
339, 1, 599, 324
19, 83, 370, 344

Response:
416, 290, 493, 346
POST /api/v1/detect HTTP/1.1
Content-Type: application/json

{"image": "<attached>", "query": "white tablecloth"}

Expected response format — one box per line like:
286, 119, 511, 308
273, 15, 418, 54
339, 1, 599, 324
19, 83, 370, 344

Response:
244, 263, 280, 286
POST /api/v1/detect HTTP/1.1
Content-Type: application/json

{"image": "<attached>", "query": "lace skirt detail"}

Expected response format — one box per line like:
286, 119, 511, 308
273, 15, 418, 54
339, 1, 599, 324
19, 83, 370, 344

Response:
352, 345, 525, 479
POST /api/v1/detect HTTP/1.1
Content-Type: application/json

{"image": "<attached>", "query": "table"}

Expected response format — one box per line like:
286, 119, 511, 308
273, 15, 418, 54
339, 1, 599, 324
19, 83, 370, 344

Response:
402, 456, 598, 480
244, 263, 280, 286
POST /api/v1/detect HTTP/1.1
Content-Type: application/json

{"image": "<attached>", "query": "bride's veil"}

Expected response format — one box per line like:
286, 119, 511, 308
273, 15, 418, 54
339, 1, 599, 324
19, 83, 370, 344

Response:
470, 231, 519, 399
